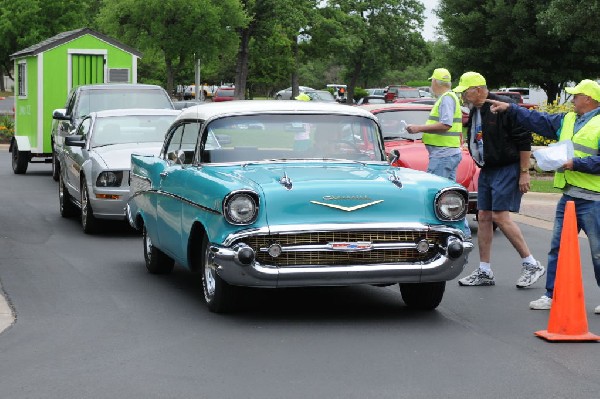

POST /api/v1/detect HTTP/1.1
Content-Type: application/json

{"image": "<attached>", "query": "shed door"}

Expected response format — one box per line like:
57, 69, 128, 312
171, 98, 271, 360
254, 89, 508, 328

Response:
71, 54, 104, 87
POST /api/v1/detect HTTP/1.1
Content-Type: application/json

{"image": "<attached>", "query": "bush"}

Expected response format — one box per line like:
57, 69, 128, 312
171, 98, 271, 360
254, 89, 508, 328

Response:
531, 100, 572, 146
0, 114, 14, 143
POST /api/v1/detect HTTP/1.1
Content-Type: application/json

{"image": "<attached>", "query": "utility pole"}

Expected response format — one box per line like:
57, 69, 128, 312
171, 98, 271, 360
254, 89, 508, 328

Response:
195, 58, 203, 101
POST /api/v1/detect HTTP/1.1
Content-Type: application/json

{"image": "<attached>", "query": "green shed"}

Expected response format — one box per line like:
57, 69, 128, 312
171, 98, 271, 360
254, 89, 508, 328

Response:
9, 28, 141, 173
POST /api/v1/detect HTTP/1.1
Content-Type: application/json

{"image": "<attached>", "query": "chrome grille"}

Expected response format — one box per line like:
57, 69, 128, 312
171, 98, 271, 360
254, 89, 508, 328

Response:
236, 230, 446, 267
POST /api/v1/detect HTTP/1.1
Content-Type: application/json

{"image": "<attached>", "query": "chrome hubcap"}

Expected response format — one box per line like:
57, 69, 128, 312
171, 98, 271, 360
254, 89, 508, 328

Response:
204, 250, 216, 297
144, 231, 152, 262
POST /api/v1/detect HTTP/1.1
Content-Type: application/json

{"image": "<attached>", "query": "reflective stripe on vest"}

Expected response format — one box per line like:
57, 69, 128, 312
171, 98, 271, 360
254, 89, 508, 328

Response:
553, 112, 600, 192
422, 91, 462, 147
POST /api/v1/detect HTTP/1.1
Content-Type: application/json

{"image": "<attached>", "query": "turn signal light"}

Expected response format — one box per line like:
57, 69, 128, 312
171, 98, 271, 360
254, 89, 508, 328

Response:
96, 194, 121, 200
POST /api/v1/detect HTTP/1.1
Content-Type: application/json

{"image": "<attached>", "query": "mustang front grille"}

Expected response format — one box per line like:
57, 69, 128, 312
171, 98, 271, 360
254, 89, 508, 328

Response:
233, 230, 446, 267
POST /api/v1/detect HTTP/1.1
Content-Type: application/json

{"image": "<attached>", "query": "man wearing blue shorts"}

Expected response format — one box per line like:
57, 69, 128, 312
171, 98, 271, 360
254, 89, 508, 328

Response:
453, 72, 545, 287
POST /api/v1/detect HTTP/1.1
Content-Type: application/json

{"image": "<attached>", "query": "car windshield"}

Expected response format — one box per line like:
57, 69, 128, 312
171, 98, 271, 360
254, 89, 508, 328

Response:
91, 114, 177, 147
76, 89, 173, 118
396, 89, 420, 98
201, 114, 385, 163
376, 109, 430, 140
306, 91, 335, 102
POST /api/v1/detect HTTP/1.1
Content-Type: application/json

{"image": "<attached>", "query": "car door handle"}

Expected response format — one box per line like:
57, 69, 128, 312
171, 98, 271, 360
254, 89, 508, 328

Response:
160, 171, 168, 178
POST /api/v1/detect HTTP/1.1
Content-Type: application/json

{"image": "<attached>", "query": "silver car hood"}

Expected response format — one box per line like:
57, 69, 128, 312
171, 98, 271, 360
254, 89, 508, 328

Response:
92, 142, 163, 170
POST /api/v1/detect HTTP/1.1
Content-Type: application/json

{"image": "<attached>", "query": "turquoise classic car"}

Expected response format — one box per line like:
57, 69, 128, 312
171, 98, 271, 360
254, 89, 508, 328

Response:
127, 101, 473, 313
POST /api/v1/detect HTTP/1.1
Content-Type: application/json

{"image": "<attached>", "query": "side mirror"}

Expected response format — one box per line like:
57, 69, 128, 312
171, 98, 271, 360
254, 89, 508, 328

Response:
167, 149, 186, 165
388, 149, 400, 165
52, 109, 69, 120
65, 135, 85, 147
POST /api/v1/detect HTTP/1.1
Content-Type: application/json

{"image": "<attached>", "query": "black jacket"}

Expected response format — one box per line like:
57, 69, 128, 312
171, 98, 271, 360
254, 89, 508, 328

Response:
466, 92, 532, 168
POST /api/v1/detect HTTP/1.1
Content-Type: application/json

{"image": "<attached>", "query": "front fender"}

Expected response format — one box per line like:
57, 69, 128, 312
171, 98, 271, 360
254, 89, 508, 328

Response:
11, 136, 32, 152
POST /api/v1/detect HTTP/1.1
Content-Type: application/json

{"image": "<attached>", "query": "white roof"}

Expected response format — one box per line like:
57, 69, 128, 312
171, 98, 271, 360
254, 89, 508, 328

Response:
176, 100, 376, 121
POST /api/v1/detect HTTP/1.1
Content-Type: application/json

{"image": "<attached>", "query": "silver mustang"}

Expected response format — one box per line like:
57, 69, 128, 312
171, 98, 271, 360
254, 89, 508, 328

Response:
58, 108, 181, 233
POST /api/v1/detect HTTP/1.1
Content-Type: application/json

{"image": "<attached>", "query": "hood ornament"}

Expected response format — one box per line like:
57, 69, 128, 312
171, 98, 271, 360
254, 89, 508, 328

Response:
388, 170, 402, 188
310, 200, 383, 212
279, 172, 293, 190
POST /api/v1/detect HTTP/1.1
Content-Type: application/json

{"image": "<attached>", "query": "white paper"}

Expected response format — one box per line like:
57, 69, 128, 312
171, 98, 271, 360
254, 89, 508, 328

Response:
533, 140, 574, 171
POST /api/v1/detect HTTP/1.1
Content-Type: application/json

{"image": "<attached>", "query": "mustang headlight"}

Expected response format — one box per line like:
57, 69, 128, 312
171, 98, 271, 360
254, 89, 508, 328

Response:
435, 188, 468, 221
223, 191, 259, 225
96, 171, 124, 187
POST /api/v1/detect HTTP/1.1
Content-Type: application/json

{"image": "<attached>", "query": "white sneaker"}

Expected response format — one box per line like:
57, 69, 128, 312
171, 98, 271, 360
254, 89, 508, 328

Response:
595, 305, 600, 314
516, 261, 545, 288
458, 268, 495, 286
529, 295, 552, 310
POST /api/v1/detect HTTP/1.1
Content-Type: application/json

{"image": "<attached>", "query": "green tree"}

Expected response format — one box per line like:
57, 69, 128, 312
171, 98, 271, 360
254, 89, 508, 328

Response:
437, 0, 600, 101
308, 0, 428, 102
541, 0, 600, 41
97, 0, 245, 94
0, 0, 96, 90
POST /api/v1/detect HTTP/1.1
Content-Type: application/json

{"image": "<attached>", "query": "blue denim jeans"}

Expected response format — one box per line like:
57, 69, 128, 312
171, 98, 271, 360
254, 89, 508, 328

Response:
545, 194, 600, 298
428, 153, 471, 237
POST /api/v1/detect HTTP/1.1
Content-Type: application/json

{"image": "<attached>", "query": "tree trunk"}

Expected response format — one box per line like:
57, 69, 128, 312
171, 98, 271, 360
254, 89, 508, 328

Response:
234, 27, 252, 100
0, 65, 5, 92
347, 62, 362, 105
165, 59, 175, 97
291, 37, 299, 98
541, 82, 563, 104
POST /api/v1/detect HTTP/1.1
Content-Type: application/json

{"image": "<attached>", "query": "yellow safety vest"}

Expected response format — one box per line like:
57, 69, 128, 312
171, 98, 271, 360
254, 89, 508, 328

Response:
554, 112, 600, 192
422, 91, 463, 148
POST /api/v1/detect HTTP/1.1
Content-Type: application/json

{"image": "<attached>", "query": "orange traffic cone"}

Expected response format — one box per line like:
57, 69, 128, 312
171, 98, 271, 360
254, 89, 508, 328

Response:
535, 201, 600, 341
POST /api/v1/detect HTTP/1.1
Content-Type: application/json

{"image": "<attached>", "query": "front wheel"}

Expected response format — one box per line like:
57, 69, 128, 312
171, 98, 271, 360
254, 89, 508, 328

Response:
59, 173, 77, 217
81, 177, 100, 234
399, 281, 446, 310
11, 141, 30, 174
143, 227, 174, 274
199, 235, 238, 313
51, 148, 60, 181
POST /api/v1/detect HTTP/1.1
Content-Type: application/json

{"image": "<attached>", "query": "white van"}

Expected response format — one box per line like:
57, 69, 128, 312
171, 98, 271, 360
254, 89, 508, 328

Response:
498, 87, 547, 105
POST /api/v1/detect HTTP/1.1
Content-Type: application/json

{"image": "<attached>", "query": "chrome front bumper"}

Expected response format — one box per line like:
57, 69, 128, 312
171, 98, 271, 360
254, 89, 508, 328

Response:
208, 223, 473, 287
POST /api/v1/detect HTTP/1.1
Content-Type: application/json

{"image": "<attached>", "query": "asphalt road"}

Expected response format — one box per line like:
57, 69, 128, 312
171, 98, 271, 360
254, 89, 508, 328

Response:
1, 149, 599, 398
0, 96, 13, 113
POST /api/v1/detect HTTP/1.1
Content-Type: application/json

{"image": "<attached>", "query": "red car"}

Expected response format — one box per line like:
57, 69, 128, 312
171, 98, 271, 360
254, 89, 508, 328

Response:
212, 87, 235, 102
360, 103, 480, 214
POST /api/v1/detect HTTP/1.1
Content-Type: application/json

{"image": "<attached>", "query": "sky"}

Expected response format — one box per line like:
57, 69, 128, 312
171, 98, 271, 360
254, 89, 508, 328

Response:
421, 0, 441, 41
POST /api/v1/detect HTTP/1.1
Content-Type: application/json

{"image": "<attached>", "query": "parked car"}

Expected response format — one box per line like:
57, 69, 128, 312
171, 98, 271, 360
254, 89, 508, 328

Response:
356, 95, 386, 105
326, 84, 347, 102
490, 91, 538, 109
274, 86, 315, 100
51, 83, 174, 182
304, 90, 336, 102
59, 108, 181, 233
212, 87, 236, 102
172, 99, 205, 110
384, 86, 421, 103
361, 103, 479, 214
126, 100, 472, 313
366, 88, 386, 96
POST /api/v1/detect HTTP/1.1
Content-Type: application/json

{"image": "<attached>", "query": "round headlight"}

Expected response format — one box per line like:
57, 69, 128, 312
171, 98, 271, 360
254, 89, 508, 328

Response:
224, 192, 258, 224
436, 190, 467, 221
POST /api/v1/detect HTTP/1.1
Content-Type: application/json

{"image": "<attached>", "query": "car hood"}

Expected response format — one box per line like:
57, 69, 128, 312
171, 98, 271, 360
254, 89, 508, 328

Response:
217, 163, 457, 226
93, 142, 163, 169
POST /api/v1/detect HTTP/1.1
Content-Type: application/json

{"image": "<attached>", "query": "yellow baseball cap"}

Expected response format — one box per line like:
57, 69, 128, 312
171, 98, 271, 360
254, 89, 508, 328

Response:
295, 93, 311, 101
453, 72, 487, 93
429, 68, 451, 83
565, 79, 600, 102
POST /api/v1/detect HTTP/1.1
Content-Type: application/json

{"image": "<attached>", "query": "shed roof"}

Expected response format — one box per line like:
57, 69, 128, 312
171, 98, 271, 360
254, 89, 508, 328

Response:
10, 27, 141, 59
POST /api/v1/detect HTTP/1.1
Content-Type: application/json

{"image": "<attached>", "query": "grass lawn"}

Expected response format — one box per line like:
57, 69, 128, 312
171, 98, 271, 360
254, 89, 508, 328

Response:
0, 91, 13, 97
530, 173, 561, 193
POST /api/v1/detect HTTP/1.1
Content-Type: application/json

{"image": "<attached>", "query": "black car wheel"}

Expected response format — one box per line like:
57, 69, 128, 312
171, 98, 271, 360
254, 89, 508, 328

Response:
199, 235, 238, 313
81, 177, 99, 234
59, 173, 76, 217
51, 148, 60, 181
11, 141, 30, 174
143, 227, 174, 274
399, 281, 446, 310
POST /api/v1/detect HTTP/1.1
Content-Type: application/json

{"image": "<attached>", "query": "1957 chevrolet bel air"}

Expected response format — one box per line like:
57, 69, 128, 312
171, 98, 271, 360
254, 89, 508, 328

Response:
126, 101, 473, 313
